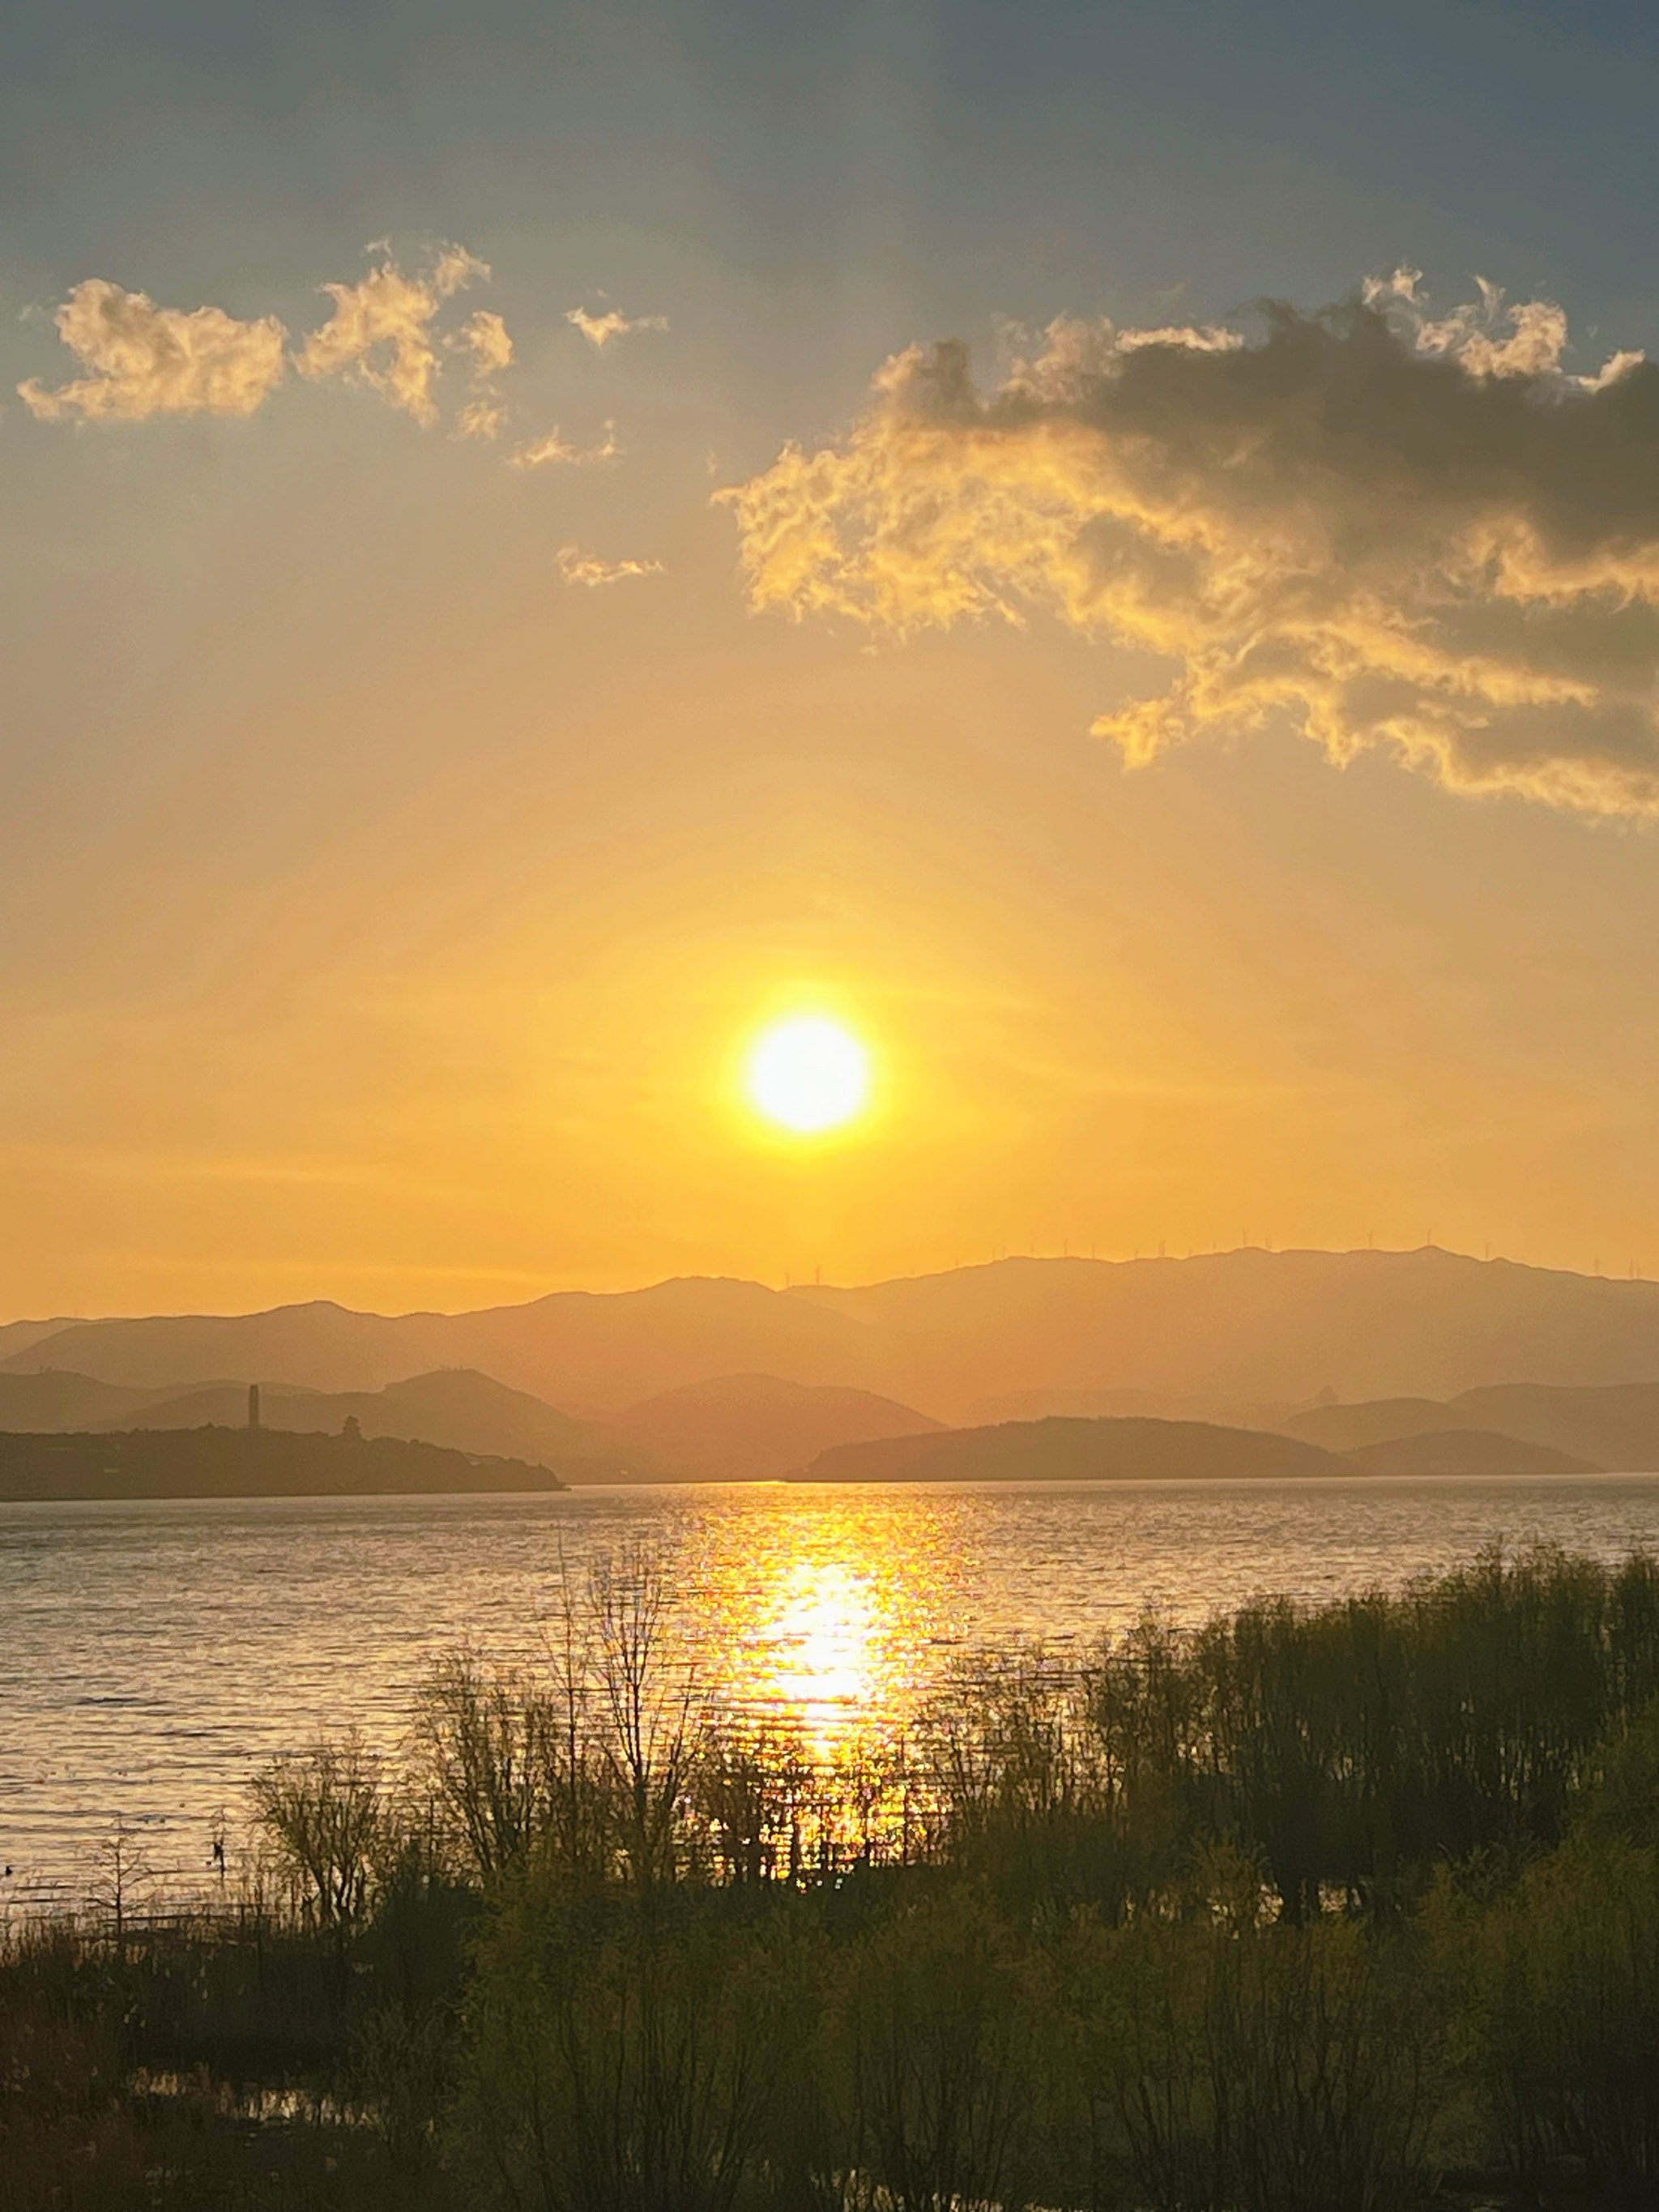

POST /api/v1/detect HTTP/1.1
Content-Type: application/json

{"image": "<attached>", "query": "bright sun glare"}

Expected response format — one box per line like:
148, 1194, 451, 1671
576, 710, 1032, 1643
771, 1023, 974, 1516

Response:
744, 1014, 872, 1135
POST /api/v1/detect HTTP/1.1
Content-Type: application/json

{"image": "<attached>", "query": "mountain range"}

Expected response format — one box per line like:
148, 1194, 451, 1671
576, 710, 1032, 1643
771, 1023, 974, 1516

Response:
1282, 1381, 1659, 1471
11, 1249, 1659, 1419
7, 1248, 1659, 1480
800, 1416, 1345, 1484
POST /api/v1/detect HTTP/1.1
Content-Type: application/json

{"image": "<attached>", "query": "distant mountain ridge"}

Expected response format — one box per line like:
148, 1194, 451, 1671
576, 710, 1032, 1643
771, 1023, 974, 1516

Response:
799, 1415, 1347, 1484
615, 1373, 941, 1480
1282, 1379, 1659, 1472
12, 1249, 1659, 1427
0, 1280, 876, 1411
799, 1412, 1605, 1486
1341, 1429, 1600, 1479
0, 1371, 182, 1432
0, 1319, 79, 1364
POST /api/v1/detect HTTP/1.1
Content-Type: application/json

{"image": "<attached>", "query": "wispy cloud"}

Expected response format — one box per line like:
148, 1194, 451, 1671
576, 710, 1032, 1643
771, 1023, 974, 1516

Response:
453, 307, 514, 438
18, 280, 288, 421
557, 544, 663, 586
297, 245, 489, 425
724, 280, 1659, 816
565, 305, 668, 349
510, 421, 620, 469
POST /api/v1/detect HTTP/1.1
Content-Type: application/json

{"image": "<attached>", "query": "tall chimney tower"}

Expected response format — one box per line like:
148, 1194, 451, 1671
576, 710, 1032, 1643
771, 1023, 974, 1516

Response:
248, 1382, 261, 1431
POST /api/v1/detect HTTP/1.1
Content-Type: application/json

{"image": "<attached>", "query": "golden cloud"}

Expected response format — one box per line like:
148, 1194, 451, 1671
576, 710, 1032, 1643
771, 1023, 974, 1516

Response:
297, 246, 489, 425
725, 280, 1659, 814
18, 280, 288, 422
453, 309, 514, 440
22, 246, 516, 438
457, 307, 513, 380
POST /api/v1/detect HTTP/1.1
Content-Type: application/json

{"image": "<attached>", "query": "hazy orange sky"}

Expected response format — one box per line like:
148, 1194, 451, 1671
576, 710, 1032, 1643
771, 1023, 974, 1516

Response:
10, 2, 1659, 1315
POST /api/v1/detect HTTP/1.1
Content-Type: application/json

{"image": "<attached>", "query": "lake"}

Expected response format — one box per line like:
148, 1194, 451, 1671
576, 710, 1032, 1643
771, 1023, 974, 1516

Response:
7, 1473, 1659, 1904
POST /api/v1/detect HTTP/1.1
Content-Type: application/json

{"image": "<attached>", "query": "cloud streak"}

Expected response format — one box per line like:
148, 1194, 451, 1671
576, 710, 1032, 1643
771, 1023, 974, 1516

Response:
18, 280, 288, 422
725, 278, 1659, 815
566, 305, 668, 349
510, 421, 620, 469
557, 544, 663, 586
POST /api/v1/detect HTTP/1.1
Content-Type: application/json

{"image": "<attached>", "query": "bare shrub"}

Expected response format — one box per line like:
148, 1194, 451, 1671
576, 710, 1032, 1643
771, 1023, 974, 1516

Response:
583, 1539, 708, 1891
415, 1650, 557, 1883
84, 1817, 155, 1962
249, 1732, 384, 1926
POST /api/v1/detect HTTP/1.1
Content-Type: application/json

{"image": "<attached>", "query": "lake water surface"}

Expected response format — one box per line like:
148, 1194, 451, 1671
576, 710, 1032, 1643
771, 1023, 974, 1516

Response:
8, 1474, 1659, 1903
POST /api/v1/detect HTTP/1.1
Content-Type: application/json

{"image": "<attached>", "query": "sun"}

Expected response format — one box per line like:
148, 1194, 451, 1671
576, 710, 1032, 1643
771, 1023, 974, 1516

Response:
744, 1014, 872, 1136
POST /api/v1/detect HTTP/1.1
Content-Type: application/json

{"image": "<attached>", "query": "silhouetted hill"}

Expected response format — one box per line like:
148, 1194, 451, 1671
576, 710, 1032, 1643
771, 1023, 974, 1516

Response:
1282, 1379, 1659, 1471
1341, 1429, 1601, 1478
15, 1249, 1659, 1424
0, 1427, 568, 1503
1282, 1397, 1467, 1450
89, 1369, 631, 1477
975, 1385, 1302, 1428
616, 1373, 942, 1479
0, 1370, 178, 1431
797, 1415, 1346, 1484
373, 1371, 625, 1468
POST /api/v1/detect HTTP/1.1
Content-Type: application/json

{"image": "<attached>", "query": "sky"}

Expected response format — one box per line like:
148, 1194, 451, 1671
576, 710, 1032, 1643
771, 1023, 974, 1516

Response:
8, 0, 1659, 1315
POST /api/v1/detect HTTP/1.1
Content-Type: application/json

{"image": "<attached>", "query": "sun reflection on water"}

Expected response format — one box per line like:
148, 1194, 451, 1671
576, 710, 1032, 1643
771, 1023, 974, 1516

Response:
688, 1490, 966, 1758
762, 1560, 880, 1746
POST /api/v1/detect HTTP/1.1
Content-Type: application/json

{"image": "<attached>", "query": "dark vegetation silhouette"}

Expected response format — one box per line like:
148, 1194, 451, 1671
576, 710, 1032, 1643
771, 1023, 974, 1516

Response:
0, 1424, 570, 1501
11, 1540, 1659, 2206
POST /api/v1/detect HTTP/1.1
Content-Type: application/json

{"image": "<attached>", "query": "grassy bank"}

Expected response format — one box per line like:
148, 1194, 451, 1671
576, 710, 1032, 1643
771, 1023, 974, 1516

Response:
10, 1542, 1659, 2208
